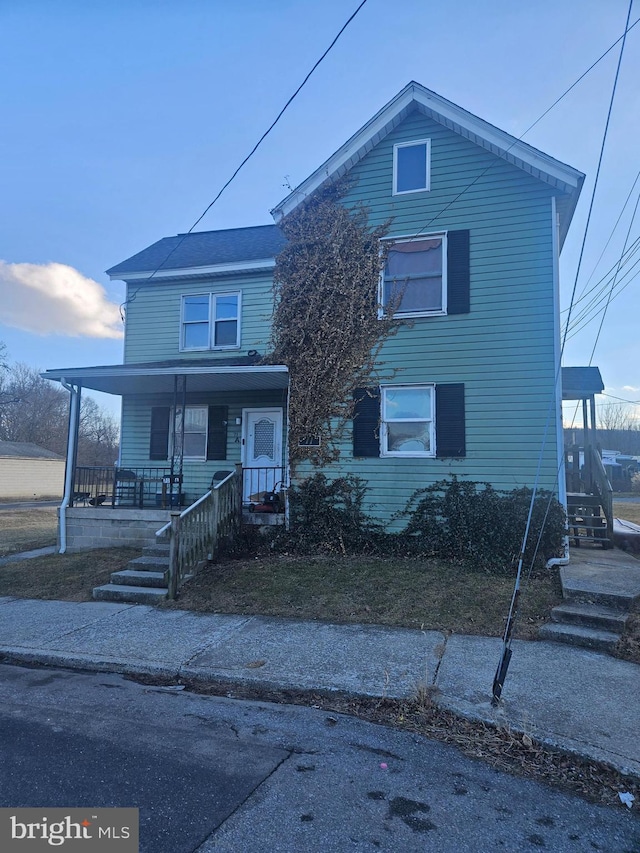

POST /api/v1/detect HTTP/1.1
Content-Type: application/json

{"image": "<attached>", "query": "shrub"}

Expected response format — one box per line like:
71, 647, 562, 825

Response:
401, 477, 566, 572
270, 473, 565, 572
274, 473, 384, 555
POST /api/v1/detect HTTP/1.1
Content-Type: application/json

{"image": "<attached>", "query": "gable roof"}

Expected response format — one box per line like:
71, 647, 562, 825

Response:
0, 440, 63, 460
107, 224, 286, 281
271, 81, 585, 247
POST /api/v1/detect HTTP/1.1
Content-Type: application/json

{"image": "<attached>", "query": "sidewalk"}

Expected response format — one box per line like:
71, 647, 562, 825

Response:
0, 595, 638, 779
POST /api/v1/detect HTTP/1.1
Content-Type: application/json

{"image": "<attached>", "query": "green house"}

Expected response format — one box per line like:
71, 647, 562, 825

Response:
44, 81, 584, 544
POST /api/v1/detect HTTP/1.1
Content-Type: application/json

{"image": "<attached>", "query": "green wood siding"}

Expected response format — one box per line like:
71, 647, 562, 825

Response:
123, 271, 274, 364
120, 390, 286, 503
118, 107, 566, 525
293, 108, 562, 526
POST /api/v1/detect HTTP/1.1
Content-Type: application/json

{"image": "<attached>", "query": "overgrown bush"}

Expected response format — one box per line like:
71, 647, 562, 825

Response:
401, 477, 566, 572
273, 473, 385, 555
270, 473, 565, 572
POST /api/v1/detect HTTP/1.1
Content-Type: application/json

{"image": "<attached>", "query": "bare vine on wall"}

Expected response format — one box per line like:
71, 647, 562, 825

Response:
269, 181, 397, 467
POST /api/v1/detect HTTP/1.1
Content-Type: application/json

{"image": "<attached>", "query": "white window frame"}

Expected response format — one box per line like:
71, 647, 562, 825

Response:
392, 139, 431, 195
380, 384, 436, 458
378, 232, 447, 319
170, 405, 209, 462
180, 291, 242, 351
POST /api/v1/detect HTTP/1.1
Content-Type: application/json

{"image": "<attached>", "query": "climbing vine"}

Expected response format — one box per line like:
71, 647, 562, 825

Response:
269, 181, 397, 467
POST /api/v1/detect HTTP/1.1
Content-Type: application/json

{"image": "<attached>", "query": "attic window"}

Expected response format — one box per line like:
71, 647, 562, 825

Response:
393, 139, 431, 195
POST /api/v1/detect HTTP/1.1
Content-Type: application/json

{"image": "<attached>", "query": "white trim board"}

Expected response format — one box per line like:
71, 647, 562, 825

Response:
270, 81, 585, 238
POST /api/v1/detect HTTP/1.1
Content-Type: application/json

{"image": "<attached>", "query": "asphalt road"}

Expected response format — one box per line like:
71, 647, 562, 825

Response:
0, 664, 638, 852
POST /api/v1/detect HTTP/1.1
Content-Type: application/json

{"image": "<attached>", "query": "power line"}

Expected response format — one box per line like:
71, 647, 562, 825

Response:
492, 0, 635, 706
560, 0, 634, 356
573, 169, 640, 303
600, 392, 640, 405
407, 14, 640, 241
589, 183, 640, 362
127, 0, 370, 291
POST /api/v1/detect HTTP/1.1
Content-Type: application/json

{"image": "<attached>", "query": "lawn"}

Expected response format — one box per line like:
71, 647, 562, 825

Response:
0, 548, 139, 601
164, 554, 562, 641
613, 500, 640, 525
0, 507, 58, 557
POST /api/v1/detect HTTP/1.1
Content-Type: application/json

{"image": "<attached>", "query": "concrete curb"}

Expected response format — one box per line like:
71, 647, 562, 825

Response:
2, 644, 639, 782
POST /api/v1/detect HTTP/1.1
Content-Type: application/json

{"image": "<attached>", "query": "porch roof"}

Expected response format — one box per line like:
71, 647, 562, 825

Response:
561, 366, 604, 401
42, 359, 289, 395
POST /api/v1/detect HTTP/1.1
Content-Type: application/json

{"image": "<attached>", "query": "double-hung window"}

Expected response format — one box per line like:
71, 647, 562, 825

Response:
393, 139, 431, 195
181, 292, 241, 350
174, 406, 208, 461
381, 385, 435, 457
381, 234, 446, 317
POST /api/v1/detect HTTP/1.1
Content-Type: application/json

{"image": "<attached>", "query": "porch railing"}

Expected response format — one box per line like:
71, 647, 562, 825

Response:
157, 470, 240, 599
72, 466, 179, 508
242, 466, 287, 512
588, 444, 614, 535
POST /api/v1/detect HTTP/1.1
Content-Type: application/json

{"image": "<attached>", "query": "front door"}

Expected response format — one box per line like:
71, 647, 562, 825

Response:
242, 409, 284, 503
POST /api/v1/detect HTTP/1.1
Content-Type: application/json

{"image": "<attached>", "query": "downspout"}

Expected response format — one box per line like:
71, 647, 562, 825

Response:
59, 379, 81, 554
548, 195, 569, 568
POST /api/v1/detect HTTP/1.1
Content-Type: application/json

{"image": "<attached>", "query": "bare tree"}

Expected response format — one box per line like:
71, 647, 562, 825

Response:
0, 361, 119, 463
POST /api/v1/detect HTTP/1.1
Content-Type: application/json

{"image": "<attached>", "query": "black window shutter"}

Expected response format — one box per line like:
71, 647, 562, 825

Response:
447, 229, 470, 314
435, 384, 466, 457
149, 407, 170, 461
353, 387, 380, 458
207, 405, 228, 460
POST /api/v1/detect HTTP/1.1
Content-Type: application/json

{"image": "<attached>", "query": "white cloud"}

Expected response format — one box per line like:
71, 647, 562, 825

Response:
622, 386, 639, 393
0, 260, 123, 339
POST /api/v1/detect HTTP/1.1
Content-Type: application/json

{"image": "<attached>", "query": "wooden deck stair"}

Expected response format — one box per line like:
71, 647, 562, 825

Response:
566, 492, 613, 548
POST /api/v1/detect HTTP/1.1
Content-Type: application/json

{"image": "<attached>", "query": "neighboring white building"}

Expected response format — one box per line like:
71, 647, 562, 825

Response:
0, 441, 65, 500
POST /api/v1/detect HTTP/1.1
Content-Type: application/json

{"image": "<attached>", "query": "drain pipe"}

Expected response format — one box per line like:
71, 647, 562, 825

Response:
547, 536, 570, 568
59, 378, 80, 554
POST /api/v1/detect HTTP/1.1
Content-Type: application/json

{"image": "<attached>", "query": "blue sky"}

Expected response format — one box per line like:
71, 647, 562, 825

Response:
1, 0, 639, 425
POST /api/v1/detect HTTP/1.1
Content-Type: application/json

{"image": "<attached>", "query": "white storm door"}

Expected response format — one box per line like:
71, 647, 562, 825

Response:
242, 409, 283, 502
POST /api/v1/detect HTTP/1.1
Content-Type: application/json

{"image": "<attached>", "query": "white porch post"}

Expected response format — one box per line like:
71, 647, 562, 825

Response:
59, 379, 81, 553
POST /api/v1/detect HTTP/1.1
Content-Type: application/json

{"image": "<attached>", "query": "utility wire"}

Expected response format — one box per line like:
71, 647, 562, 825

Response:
121, 0, 369, 307
589, 186, 640, 362
561, 231, 640, 315
492, 0, 634, 705
560, 0, 634, 355
407, 14, 640, 241
573, 169, 640, 303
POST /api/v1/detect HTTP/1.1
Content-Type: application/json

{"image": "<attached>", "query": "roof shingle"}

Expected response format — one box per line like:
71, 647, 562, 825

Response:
107, 224, 287, 278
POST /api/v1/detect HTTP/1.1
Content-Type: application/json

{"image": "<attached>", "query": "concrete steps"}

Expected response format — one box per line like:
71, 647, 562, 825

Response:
93, 584, 169, 605
538, 622, 621, 653
93, 543, 170, 603
549, 601, 628, 633
539, 548, 640, 654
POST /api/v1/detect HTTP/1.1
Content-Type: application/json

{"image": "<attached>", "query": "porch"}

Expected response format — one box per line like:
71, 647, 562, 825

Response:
562, 367, 613, 548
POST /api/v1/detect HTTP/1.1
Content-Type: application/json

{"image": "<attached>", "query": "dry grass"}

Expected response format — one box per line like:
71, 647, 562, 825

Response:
0, 548, 139, 601
614, 501, 640, 526
165, 554, 562, 641
0, 508, 58, 557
